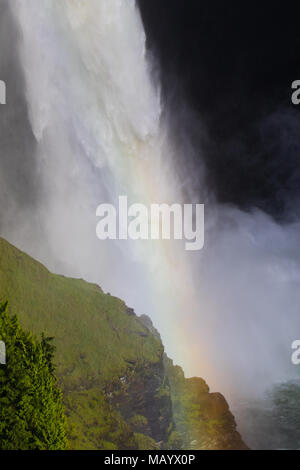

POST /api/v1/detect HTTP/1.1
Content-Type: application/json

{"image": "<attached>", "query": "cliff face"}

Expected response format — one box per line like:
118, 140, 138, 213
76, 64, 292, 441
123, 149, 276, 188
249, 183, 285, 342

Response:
114, 360, 172, 443
0, 237, 247, 450
139, 315, 247, 450
164, 357, 248, 450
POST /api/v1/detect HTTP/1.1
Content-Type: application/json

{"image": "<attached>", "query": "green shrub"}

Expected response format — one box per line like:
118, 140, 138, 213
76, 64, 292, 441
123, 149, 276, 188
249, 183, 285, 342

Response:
0, 301, 67, 450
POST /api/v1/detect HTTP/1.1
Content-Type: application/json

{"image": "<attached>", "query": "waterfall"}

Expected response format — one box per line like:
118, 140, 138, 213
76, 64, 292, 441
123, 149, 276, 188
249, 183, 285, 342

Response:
9, 0, 210, 381
4, 0, 300, 447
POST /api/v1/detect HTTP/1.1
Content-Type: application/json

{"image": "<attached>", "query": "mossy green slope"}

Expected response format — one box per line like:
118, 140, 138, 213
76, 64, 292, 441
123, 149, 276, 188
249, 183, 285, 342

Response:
0, 238, 162, 385
0, 237, 166, 449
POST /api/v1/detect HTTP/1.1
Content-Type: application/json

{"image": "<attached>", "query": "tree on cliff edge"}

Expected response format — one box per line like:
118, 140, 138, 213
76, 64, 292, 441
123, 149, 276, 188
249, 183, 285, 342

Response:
0, 301, 67, 449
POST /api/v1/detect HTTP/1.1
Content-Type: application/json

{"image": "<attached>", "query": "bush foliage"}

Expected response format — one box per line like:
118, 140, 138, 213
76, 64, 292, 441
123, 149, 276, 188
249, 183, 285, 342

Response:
0, 301, 67, 450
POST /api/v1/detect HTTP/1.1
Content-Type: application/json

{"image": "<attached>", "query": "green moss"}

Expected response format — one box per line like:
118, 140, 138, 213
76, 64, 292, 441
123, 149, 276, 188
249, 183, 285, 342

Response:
134, 433, 158, 450
0, 237, 164, 449
167, 430, 183, 450
0, 238, 162, 390
129, 414, 148, 431
64, 388, 138, 450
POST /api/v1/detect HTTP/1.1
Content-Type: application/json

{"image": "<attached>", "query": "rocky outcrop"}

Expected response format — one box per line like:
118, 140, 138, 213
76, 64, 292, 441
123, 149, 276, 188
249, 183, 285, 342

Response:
138, 315, 247, 450
111, 360, 172, 444
164, 356, 248, 450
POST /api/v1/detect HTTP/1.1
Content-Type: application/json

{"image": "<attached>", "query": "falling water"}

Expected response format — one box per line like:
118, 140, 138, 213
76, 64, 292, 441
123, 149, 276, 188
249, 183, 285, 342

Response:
3, 0, 300, 447
9, 0, 210, 379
